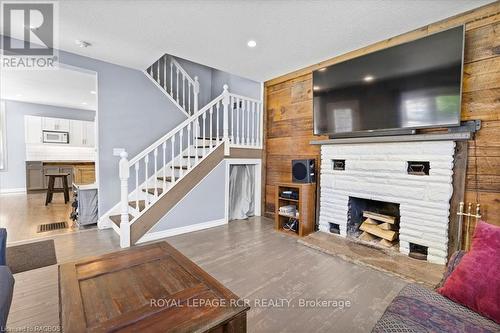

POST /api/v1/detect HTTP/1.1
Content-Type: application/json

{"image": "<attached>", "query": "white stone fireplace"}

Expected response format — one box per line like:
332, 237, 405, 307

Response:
319, 140, 455, 265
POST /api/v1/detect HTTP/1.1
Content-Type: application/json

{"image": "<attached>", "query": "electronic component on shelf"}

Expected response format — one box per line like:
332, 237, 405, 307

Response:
280, 190, 299, 200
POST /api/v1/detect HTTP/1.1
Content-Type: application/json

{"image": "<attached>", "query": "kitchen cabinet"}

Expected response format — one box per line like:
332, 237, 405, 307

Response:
42, 117, 70, 132
69, 120, 84, 146
27, 162, 94, 192
69, 120, 95, 147
83, 121, 95, 147
73, 164, 95, 184
26, 161, 44, 190
26, 116, 95, 148
25, 116, 42, 144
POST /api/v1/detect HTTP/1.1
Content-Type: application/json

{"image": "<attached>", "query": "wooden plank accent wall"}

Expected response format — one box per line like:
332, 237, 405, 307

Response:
263, 2, 500, 238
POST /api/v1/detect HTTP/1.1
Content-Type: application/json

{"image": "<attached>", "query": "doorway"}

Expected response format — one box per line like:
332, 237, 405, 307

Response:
0, 64, 99, 243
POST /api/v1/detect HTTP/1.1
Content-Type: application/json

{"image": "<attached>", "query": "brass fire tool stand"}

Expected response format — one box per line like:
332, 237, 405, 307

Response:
457, 202, 482, 251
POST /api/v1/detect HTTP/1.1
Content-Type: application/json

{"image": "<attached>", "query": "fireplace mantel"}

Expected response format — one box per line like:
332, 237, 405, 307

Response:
310, 132, 471, 145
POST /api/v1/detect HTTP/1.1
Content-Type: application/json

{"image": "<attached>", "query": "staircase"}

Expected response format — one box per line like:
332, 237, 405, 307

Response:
146, 55, 200, 117
104, 56, 263, 247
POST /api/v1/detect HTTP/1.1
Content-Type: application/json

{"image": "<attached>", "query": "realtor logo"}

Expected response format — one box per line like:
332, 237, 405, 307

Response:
1, 1, 59, 69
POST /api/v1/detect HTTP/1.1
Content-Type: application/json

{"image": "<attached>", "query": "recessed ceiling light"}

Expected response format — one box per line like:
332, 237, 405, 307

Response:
15, 93, 23, 97
363, 75, 374, 82
81, 102, 88, 105
90, 90, 96, 95
313, 86, 320, 91
318, 67, 327, 72
76, 40, 91, 48
247, 40, 257, 48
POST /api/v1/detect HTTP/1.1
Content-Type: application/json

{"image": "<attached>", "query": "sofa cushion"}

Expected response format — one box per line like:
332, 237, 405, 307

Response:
437, 221, 500, 324
0, 266, 14, 331
371, 283, 500, 333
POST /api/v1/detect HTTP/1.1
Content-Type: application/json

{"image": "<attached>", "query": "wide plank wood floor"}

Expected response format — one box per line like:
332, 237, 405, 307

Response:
7, 217, 407, 332
0, 192, 93, 243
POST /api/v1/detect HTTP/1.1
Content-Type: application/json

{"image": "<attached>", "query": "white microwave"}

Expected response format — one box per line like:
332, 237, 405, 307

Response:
43, 130, 69, 144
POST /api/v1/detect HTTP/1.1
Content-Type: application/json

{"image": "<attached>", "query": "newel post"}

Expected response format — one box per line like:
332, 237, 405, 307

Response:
119, 151, 130, 248
193, 76, 200, 113
222, 84, 230, 156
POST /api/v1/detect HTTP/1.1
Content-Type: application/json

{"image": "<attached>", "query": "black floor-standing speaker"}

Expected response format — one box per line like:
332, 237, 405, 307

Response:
292, 159, 316, 183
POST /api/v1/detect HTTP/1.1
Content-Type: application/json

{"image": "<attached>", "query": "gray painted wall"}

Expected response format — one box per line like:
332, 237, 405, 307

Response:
150, 161, 226, 232
0, 100, 95, 190
210, 70, 261, 100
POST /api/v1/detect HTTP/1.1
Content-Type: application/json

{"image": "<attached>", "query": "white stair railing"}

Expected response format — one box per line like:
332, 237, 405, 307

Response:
117, 85, 262, 247
147, 55, 200, 117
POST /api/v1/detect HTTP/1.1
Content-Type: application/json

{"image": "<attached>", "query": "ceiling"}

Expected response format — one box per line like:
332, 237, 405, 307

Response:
1, 0, 494, 82
1, 66, 97, 110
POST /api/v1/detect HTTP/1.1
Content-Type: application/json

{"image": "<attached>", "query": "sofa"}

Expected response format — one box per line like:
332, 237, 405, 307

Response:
0, 228, 14, 331
372, 251, 500, 332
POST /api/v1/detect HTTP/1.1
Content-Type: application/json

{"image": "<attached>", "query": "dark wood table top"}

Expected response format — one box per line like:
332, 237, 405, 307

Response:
45, 172, 70, 177
59, 242, 249, 332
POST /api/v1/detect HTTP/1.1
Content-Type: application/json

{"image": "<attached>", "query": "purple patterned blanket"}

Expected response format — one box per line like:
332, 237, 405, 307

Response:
371, 283, 500, 333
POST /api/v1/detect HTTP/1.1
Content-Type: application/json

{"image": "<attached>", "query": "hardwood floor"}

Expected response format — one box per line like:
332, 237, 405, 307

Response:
7, 217, 407, 332
0, 192, 94, 244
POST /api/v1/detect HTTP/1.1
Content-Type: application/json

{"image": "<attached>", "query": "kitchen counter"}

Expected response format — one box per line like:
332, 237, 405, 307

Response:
34, 161, 95, 165
26, 161, 96, 192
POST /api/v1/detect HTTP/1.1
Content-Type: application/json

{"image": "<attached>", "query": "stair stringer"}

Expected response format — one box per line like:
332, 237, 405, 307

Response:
130, 143, 226, 244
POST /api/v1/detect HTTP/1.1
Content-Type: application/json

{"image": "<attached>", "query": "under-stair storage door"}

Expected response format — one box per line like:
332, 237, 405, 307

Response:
228, 165, 255, 220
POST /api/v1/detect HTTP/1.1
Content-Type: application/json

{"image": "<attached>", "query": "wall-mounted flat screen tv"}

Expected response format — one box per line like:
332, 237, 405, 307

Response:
313, 25, 464, 136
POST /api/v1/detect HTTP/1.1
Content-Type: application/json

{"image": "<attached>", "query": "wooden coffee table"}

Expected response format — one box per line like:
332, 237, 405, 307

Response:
59, 242, 249, 332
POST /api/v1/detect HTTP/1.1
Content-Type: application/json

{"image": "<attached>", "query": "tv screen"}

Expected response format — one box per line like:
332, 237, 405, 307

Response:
313, 25, 464, 136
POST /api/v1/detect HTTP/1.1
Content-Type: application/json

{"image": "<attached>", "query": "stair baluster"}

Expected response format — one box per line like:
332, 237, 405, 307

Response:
216, 102, 220, 145
236, 97, 240, 145
182, 76, 186, 110
144, 155, 149, 207
187, 123, 191, 170
170, 61, 173, 96
163, 56, 167, 91
209, 106, 213, 149
162, 142, 167, 192
176, 68, 179, 103
135, 163, 139, 211
154, 148, 158, 197
195, 118, 199, 165
179, 129, 183, 178
251, 101, 255, 146
202, 113, 207, 156
171, 136, 175, 183
230, 95, 234, 144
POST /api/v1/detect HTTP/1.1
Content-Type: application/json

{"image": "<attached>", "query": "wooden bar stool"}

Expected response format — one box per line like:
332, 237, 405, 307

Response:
45, 172, 70, 205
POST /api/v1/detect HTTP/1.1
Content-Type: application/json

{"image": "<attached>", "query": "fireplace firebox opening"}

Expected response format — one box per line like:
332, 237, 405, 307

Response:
348, 197, 400, 249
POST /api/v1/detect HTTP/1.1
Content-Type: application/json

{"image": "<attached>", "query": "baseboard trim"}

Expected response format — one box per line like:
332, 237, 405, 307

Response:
0, 187, 26, 194
137, 218, 227, 244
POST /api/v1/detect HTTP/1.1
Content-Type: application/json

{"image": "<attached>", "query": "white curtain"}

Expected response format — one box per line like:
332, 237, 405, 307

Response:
229, 165, 255, 220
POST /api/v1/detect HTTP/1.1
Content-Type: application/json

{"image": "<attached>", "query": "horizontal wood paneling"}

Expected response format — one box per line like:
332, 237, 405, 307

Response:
264, 3, 500, 234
